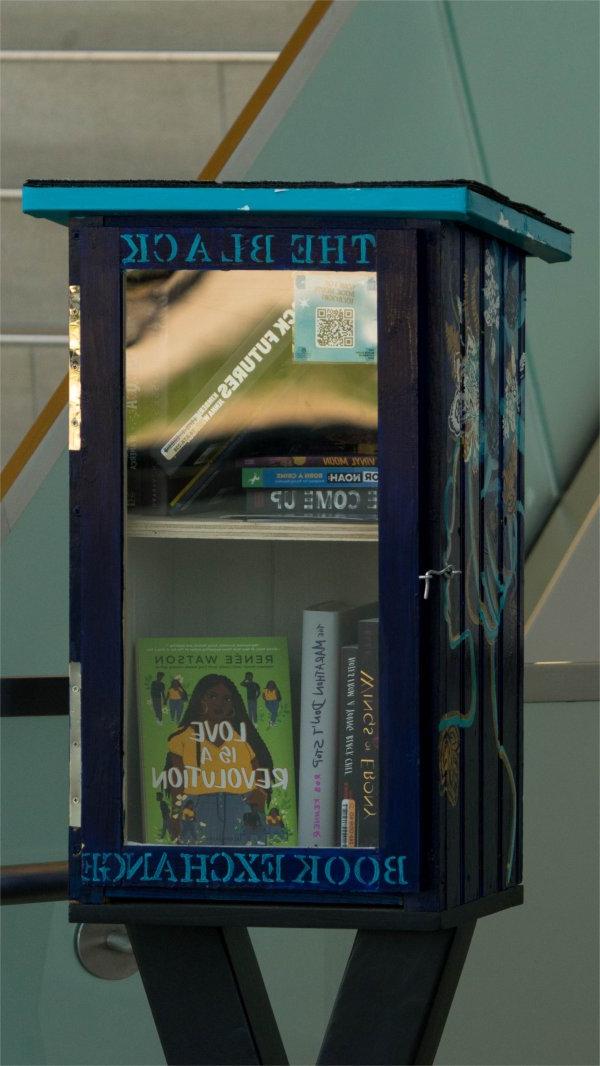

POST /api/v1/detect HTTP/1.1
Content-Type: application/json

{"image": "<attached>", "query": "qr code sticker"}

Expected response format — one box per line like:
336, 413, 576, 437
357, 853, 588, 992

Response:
315, 306, 355, 348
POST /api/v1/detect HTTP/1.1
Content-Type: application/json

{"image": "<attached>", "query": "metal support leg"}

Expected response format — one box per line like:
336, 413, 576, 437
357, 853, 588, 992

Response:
127, 924, 288, 1066
317, 922, 476, 1066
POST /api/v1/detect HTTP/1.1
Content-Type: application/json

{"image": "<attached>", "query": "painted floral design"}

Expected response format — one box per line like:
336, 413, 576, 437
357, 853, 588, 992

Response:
483, 249, 500, 327
440, 242, 523, 886
483, 248, 500, 361
503, 440, 518, 517
439, 727, 460, 807
504, 261, 520, 331
503, 346, 519, 441
446, 307, 480, 467
483, 248, 500, 366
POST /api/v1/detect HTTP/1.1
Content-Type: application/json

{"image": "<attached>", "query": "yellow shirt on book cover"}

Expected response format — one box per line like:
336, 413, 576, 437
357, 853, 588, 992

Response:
168, 726, 256, 795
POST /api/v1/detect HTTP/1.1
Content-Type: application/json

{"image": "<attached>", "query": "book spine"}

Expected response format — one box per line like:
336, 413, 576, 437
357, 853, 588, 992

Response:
357, 618, 379, 847
170, 433, 250, 512
243, 467, 379, 489
246, 488, 378, 519
241, 455, 377, 468
146, 373, 171, 513
336, 645, 359, 847
142, 461, 169, 514
298, 610, 343, 847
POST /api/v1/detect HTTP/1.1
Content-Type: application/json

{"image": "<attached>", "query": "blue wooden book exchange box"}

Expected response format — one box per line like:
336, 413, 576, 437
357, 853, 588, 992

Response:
23, 180, 571, 1066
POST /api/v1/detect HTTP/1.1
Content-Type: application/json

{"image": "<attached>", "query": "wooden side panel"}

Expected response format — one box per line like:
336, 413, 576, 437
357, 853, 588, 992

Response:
461, 231, 482, 903
515, 256, 526, 886
422, 225, 525, 909
416, 224, 446, 910
78, 226, 124, 879
480, 237, 502, 897
499, 246, 524, 888
377, 228, 422, 881
69, 222, 82, 667
437, 224, 464, 910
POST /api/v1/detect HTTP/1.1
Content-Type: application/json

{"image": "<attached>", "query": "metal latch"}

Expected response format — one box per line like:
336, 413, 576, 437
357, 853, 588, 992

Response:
419, 565, 461, 600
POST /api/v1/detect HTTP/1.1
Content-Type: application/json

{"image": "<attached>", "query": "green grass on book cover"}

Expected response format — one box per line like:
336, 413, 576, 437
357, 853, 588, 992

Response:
136, 637, 297, 848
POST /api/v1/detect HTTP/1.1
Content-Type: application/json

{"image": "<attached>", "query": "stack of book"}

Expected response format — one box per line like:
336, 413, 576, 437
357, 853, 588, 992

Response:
127, 440, 378, 518
242, 456, 378, 521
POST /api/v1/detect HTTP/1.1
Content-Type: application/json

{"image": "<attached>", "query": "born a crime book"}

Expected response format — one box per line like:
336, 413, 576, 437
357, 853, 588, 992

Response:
242, 467, 378, 489
136, 637, 297, 847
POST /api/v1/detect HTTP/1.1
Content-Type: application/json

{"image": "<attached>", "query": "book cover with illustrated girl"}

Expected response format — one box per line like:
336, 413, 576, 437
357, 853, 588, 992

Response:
136, 637, 297, 847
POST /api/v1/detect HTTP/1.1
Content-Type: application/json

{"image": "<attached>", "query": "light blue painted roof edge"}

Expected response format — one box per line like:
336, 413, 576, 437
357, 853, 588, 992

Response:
21, 184, 571, 263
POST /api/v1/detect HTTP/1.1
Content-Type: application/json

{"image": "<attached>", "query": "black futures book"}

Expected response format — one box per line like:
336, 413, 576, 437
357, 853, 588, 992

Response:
337, 645, 359, 846
357, 618, 379, 846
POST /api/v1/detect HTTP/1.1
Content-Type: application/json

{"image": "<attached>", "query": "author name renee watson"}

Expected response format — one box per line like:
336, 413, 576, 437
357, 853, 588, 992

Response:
80, 850, 409, 888
153, 653, 275, 666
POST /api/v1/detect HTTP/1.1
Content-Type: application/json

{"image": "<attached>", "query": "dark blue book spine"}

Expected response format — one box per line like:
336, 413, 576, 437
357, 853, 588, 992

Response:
357, 618, 379, 847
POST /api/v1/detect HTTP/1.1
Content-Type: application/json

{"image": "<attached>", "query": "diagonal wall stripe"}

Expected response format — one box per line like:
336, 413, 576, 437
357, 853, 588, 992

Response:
0, 0, 333, 505
198, 0, 332, 181
1, 376, 67, 499
439, 0, 561, 506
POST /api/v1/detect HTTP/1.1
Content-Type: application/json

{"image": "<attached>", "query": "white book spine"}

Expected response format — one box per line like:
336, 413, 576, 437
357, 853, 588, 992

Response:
298, 610, 342, 847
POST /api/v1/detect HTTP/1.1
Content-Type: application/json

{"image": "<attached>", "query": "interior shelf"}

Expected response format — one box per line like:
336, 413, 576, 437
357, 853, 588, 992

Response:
127, 515, 378, 542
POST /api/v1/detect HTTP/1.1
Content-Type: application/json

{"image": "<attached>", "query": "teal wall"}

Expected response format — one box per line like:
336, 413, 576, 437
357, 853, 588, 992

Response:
1, 451, 68, 678
242, 0, 599, 541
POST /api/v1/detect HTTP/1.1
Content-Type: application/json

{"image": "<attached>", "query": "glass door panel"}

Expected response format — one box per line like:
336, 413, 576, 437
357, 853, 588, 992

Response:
123, 267, 380, 854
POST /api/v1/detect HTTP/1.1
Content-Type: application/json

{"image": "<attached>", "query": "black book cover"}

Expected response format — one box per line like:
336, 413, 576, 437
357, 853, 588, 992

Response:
246, 487, 378, 521
357, 618, 379, 846
336, 645, 359, 846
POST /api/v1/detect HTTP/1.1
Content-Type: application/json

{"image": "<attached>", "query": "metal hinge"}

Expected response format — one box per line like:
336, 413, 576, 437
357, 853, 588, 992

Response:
69, 662, 82, 827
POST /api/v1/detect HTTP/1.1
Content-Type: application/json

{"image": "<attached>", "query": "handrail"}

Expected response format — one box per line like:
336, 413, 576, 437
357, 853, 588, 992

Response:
1, 862, 68, 904
1, 676, 69, 716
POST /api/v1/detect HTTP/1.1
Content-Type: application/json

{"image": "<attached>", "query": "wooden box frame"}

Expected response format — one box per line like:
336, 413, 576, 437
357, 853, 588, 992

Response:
23, 181, 571, 922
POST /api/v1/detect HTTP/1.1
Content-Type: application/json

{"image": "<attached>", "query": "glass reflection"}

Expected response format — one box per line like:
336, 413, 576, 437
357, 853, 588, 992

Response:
124, 267, 380, 852
125, 270, 377, 520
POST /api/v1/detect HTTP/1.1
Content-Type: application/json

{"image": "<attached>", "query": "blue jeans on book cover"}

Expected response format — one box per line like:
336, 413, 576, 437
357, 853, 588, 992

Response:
169, 699, 185, 724
187, 794, 266, 845
265, 699, 279, 725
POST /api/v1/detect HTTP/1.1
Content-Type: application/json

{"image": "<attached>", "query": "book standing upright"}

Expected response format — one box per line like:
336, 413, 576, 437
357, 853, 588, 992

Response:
298, 603, 378, 848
